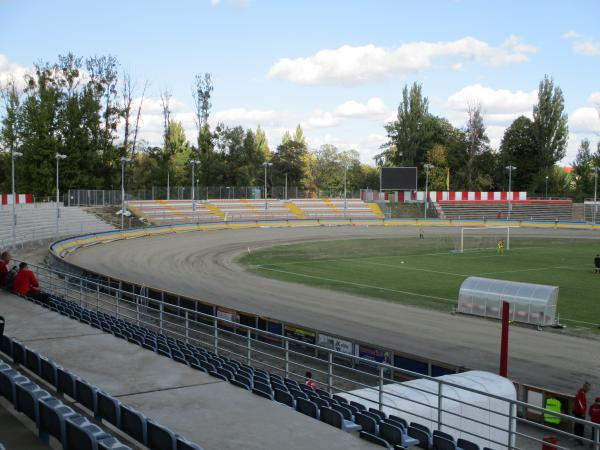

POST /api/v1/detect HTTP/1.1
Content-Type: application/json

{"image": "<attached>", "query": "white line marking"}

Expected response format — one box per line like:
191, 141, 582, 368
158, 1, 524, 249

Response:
256, 266, 456, 304
360, 260, 467, 277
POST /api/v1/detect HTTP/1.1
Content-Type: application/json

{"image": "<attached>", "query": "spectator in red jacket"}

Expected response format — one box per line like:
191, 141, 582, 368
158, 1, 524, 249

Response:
305, 371, 317, 390
13, 262, 48, 303
0, 251, 10, 286
573, 381, 591, 444
590, 397, 600, 445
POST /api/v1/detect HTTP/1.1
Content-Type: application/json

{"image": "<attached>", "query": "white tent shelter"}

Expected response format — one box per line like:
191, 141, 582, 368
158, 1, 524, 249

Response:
338, 371, 516, 450
457, 276, 558, 326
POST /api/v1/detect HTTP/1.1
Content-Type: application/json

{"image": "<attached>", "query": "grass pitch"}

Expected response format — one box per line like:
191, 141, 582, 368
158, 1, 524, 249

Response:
240, 236, 600, 328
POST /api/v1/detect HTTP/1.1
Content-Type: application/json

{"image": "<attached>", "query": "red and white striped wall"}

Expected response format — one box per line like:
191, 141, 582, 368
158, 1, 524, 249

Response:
362, 190, 527, 203
1, 194, 33, 205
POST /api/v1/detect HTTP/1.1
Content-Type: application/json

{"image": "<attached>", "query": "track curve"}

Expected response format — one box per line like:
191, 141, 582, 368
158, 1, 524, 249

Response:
64, 225, 600, 394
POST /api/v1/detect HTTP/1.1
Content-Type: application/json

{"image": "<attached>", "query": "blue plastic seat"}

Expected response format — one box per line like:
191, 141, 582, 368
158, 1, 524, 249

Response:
24, 348, 41, 374
274, 389, 294, 408
380, 422, 419, 448
252, 387, 274, 400
119, 404, 147, 444
176, 436, 204, 450
320, 406, 362, 432
296, 398, 318, 419
230, 379, 251, 390
147, 420, 176, 450
15, 381, 52, 424
350, 400, 366, 411
354, 412, 377, 434
408, 426, 432, 449
57, 367, 78, 398
38, 397, 79, 444
359, 430, 390, 448
97, 436, 133, 450
434, 436, 458, 450
12, 339, 25, 365
40, 357, 58, 387
75, 379, 98, 415
457, 439, 479, 450
0, 368, 29, 403
66, 415, 111, 450
0, 335, 13, 357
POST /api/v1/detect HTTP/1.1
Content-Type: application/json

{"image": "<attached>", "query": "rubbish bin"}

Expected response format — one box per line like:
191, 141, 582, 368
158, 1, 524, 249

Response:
0, 316, 4, 337
542, 436, 558, 450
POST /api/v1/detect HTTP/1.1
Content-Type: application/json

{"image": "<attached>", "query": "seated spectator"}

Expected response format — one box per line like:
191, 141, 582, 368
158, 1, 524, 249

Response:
13, 262, 48, 303
305, 371, 317, 390
0, 251, 10, 287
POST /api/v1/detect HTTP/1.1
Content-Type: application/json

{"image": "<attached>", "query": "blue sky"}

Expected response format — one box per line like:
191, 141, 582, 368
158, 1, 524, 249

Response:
1, 0, 599, 164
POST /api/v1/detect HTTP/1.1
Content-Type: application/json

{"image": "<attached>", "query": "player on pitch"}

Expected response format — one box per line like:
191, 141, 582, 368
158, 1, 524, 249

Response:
497, 239, 505, 255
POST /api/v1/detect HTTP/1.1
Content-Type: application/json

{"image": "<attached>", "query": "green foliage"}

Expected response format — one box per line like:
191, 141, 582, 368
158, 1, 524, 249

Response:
499, 116, 538, 191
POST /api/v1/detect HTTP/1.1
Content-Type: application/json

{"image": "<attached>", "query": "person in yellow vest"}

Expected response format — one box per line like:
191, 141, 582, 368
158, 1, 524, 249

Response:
544, 396, 562, 426
497, 239, 505, 255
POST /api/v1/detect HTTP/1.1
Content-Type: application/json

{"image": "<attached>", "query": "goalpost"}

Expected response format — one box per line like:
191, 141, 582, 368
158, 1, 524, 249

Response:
457, 226, 517, 253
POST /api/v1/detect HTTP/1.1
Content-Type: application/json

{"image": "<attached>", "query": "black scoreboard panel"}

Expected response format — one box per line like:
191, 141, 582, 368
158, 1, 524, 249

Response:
381, 167, 417, 190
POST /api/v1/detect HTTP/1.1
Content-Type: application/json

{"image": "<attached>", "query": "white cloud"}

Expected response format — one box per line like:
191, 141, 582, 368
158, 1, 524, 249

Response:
562, 31, 581, 39
447, 84, 537, 115
307, 133, 385, 164
572, 40, 600, 56
268, 35, 538, 85
589, 92, 600, 105
212, 108, 289, 127
335, 97, 389, 118
304, 110, 341, 128
570, 107, 600, 134
0, 54, 30, 90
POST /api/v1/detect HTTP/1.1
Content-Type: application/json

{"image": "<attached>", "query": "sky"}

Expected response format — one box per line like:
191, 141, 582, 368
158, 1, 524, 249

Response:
1, 0, 599, 165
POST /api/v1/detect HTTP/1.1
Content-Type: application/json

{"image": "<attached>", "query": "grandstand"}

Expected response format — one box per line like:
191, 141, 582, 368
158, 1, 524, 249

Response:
0, 203, 114, 248
127, 198, 383, 224
437, 200, 573, 222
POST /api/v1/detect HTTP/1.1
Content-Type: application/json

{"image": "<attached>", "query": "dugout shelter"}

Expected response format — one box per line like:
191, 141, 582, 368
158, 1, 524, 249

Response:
457, 276, 558, 326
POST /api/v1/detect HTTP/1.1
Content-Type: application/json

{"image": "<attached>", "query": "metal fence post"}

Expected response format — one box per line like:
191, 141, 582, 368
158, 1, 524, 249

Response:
284, 340, 289, 379
328, 352, 333, 395
246, 328, 252, 365
96, 284, 100, 312
378, 366, 384, 411
136, 296, 140, 326
159, 303, 163, 333
79, 279, 83, 306
437, 380, 443, 430
213, 318, 219, 354
507, 401, 514, 450
185, 310, 189, 343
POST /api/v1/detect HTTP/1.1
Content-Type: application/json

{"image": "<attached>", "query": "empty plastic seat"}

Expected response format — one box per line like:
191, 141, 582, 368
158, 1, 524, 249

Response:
369, 407, 387, 420
332, 394, 348, 404
350, 400, 366, 411
39, 397, 78, 444
253, 380, 271, 393
252, 387, 274, 400
296, 398, 318, 419
320, 406, 361, 432
0, 335, 13, 357
119, 404, 147, 444
274, 389, 294, 408
66, 416, 111, 450
408, 426, 432, 449
15, 381, 52, 424
57, 367, 78, 398
457, 439, 479, 450
359, 430, 390, 448
389, 415, 408, 429
434, 436, 458, 450
97, 436, 133, 450
75, 379, 98, 414
24, 348, 41, 374
12, 340, 25, 365
434, 430, 455, 442
230, 379, 251, 390
331, 403, 353, 421
0, 368, 29, 403
147, 419, 176, 450
354, 413, 377, 434
411, 422, 431, 435
176, 436, 204, 450
380, 422, 418, 447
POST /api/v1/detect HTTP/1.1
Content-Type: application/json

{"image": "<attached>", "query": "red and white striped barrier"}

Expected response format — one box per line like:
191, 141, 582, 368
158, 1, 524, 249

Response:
1, 194, 33, 205
361, 190, 527, 203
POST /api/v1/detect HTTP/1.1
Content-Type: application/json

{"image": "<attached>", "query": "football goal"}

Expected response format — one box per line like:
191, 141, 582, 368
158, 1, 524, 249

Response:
456, 226, 517, 253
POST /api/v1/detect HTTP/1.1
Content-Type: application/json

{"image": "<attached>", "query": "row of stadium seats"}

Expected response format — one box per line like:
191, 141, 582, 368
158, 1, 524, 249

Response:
0, 204, 114, 247
0, 336, 203, 450
437, 201, 573, 222
10, 291, 492, 450
0, 359, 131, 449
127, 198, 383, 225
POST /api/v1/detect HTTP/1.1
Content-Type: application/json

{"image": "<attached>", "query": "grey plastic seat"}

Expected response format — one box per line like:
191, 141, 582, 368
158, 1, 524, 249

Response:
97, 391, 121, 427
320, 406, 362, 432
369, 407, 387, 420
39, 397, 79, 444
380, 422, 418, 448
350, 400, 366, 411
147, 419, 176, 450
434, 436, 458, 450
331, 403, 353, 420
66, 415, 111, 450
119, 404, 147, 444
408, 426, 432, 449
332, 394, 348, 404
389, 415, 408, 429
434, 430, 455, 442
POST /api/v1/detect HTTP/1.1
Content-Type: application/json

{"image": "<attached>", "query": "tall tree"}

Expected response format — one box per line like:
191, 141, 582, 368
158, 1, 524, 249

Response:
192, 73, 213, 152
463, 104, 491, 190
499, 116, 537, 191
572, 138, 593, 197
532, 75, 569, 168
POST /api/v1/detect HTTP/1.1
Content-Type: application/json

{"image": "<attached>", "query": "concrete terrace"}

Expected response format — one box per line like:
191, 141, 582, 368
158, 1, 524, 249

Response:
0, 291, 376, 450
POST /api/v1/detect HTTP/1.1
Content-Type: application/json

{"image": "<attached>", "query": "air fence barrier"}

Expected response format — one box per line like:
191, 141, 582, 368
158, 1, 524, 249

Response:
15, 258, 598, 450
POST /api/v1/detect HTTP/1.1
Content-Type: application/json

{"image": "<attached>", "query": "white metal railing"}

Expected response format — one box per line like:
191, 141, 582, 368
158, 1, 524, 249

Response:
12, 260, 598, 450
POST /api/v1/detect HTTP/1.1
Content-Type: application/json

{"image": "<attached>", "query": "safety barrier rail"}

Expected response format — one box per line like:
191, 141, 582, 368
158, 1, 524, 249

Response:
15, 260, 599, 450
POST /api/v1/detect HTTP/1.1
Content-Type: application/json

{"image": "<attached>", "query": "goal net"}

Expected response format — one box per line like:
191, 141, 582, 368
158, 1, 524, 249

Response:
456, 226, 515, 253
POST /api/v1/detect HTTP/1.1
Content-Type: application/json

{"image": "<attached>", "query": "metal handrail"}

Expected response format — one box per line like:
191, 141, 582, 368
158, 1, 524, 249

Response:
13, 259, 599, 450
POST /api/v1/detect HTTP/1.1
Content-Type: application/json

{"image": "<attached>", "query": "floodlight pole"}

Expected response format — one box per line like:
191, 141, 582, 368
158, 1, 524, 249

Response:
423, 164, 434, 219
344, 162, 351, 212
505, 165, 516, 220
545, 175, 549, 199
120, 157, 130, 230
55, 153, 67, 236
11, 151, 23, 248
190, 160, 200, 212
285, 173, 288, 201
593, 167, 599, 226
263, 162, 272, 210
